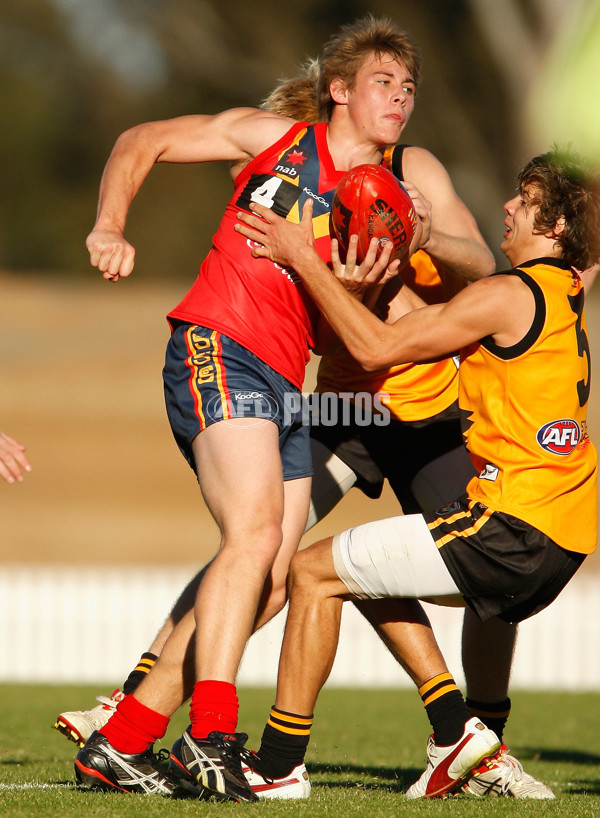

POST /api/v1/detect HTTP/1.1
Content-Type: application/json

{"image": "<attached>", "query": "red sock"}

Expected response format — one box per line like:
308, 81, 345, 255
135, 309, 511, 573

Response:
189, 680, 239, 739
100, 694, 169, 754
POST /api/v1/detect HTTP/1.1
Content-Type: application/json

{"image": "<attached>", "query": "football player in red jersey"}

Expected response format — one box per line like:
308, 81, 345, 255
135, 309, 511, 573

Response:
76, 16, 449, 802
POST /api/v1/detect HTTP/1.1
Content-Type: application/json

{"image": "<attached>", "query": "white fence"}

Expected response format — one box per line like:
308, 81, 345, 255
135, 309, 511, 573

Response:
1, 565, 599, 690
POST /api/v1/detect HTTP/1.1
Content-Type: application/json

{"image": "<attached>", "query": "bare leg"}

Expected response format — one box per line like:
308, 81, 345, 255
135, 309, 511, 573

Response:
133, 608, 197, 715
355, 598, 449, 686
275, 538, 452, 717
274, 540, 346, 715
133, 422, 311, 716
191, 419, 289, 683
126, 444, 352, 687
144, 442, 353, 657
254, 476, 312, 631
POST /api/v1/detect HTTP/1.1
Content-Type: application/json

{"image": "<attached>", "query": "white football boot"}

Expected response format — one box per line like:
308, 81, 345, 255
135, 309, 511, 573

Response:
464, 744, 555, 798
242, 760, 311, 799
54, 689, 124, 747
406, 717, 500, 799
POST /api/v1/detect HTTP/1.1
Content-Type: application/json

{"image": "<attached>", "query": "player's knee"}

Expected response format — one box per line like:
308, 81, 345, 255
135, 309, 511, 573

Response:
287, 538, 330, 595
224, 519, 283, 569
256, 524, 286, 573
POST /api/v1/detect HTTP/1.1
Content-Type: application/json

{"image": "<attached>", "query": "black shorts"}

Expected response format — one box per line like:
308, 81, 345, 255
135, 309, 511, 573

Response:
425, 496, 586, 623
309, 397, 475, 513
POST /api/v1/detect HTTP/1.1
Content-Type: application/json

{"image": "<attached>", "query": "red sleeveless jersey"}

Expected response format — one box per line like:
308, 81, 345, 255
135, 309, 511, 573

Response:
167, 122, 345, 389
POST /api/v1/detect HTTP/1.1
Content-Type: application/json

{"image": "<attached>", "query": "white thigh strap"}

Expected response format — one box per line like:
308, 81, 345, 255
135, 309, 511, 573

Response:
332, 514, 460, 600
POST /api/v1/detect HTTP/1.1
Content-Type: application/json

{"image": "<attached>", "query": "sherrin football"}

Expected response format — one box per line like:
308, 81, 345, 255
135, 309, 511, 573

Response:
330, 164, 418, 265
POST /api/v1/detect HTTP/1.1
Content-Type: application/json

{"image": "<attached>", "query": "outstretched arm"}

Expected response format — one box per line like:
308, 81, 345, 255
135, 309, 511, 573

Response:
86, 109, 294, 282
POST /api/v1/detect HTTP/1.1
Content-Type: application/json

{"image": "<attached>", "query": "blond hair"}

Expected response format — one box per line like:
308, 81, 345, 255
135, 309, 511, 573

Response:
261, 15, 422, 123
261, 58, 320, 122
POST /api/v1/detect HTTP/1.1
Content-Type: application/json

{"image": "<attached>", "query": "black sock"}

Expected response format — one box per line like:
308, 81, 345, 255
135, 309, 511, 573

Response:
122, 652, 158, 695
466, 697, 511, 744
419, 672, 472, 746
255, 706, 313, 779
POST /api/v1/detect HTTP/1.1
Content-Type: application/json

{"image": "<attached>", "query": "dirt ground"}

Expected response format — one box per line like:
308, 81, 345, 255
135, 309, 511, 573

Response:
1, 271, 599, 576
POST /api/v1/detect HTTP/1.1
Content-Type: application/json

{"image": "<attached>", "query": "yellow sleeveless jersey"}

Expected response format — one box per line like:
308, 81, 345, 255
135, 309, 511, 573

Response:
460, 258, 597, 554
316, 140, 459, 422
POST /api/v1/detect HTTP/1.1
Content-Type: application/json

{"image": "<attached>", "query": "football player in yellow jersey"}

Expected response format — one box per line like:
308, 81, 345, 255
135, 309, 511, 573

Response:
235, 145, 600, 798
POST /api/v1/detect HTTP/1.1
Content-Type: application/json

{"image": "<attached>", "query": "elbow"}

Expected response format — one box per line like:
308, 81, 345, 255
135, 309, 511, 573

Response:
351, 347, 388, 372
115, 123, 162, 163
363, 362, 383, 373
456, 245, 496, 282
116, 124, 145, 147
348, 332, 401, 372
472, 249, 496, 280
360, 355, 384, 372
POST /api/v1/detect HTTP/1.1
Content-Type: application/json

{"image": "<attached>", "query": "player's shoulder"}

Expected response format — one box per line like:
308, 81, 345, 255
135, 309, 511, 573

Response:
219, 106, 297, 132
467, 269, 533, 304
222, 107, 301, 160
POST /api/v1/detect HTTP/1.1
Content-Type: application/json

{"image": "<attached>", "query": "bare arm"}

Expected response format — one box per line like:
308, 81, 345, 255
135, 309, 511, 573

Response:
87, 109, 295, 282
402, 147, 495, 283
235, 200, 533, 370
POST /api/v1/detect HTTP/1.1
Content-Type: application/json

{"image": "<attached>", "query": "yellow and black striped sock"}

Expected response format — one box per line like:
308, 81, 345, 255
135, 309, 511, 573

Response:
419, 672, 471, 746
256, 706, 313, 779
466, 697, 511, 743
122, 652, 158, 695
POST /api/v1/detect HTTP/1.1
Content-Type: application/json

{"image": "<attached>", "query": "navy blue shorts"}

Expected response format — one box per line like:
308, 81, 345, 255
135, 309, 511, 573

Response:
163, 323, 312, 481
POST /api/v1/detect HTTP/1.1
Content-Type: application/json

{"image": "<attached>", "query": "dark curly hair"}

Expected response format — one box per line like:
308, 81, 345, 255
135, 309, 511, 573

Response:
518, 145, 600, 270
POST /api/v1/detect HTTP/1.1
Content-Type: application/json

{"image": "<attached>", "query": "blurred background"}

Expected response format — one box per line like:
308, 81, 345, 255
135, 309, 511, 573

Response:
1, 0, 599, 686
3, 0, 599, 278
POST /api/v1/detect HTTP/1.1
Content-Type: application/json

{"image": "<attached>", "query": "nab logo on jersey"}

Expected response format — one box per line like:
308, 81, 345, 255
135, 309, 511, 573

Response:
537, 419, 581, 455
274, 148, 311, 179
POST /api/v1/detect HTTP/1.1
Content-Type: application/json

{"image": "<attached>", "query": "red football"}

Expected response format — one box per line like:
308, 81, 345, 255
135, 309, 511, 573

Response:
330, 164, 418, 265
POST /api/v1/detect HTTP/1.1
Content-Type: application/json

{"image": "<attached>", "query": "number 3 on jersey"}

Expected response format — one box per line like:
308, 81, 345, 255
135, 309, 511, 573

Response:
568, 289, 591, 407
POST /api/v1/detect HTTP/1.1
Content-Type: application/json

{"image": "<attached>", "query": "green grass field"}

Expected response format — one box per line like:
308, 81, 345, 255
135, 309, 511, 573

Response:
1, 684, 599, 816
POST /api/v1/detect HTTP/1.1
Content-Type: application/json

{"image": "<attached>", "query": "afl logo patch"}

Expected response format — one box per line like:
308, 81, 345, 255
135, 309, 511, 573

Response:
536, 418, 581, 455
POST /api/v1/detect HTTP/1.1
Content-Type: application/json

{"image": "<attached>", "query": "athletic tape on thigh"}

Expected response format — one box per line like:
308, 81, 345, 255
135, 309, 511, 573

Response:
332, 515, 461, 599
